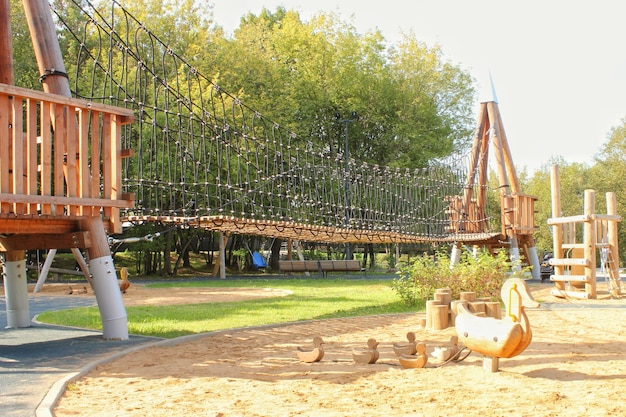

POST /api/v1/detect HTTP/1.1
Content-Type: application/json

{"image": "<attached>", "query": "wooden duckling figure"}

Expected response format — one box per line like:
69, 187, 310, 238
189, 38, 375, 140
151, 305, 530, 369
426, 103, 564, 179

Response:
118, 267, 131, 293
297, 336, 325, 363
352, 338, 380, 364
393, 331, 417, 356
398, 341, 428, 369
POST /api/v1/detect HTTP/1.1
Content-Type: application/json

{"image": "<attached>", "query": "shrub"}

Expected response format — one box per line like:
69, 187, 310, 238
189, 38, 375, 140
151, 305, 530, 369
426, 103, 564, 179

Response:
391, 247, 526, 306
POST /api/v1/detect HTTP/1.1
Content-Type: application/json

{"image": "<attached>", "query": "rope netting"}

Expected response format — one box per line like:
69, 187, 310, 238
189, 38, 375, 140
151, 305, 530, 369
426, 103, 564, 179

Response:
50, 0, 500, 243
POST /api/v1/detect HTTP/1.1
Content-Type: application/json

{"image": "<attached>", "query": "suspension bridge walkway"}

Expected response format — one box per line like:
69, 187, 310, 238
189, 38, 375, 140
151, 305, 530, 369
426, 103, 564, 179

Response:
0, 0, 538, 339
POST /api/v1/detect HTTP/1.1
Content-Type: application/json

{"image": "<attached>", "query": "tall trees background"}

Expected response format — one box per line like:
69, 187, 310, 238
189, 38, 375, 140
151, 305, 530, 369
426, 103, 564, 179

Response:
8, 0, 626, 269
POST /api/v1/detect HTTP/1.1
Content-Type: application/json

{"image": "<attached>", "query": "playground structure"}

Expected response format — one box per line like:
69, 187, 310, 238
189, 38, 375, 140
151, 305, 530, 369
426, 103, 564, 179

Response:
0, 0, 540, 339
547, 165, 623, 299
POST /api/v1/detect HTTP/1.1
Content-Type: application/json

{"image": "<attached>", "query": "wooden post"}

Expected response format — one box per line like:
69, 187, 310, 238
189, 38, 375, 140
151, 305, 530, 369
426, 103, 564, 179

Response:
483, 355, 500, 373
550, 166, 565, 291
459, 291, 476, 303
218, 231, 226, 279
606, 192, 621, 296
484, 301, 502, 319
450, 300, 466, 326
425, 299, 441, 330
22, 0, 71, 96
583, 189, 597, 299
431, 304, 449, 330
0, 0, 14, 84
287, 238, 293, 260
434, 288, 451, 306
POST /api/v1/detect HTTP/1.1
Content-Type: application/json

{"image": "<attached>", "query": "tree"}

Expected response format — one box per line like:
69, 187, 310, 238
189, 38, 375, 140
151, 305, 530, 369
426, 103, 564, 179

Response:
590, 119, 626, 261
218, 8, 476, 168
523, 158, 593, 254
9, 0, 39, 89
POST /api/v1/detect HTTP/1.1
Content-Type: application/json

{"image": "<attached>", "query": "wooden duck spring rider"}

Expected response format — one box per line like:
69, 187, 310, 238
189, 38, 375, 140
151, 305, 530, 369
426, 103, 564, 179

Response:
398, 342, 428, 369
352, 338, 380, 364
393, 331, 417, 356
455, 278, 539, 360
297, 336, 325, 363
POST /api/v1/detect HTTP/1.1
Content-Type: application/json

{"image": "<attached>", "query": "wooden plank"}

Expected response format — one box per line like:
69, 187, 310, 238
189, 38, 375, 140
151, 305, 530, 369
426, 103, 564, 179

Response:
594, 214, 622, 222
11, 96, 24, 214
78, 108, 89, 214
547, 215, 590, 225
549, 258, 589, 267
0, 193, 134, 208
0, 94, 9, 213
40, 101, 52, 214
65, 104, 78, 215
0, 83, 134, 120
0, 231, 91, 250
101, 112, 112, 212
549, 275, 588, 282
0, 217, 80, 234
26, 98, 38, 214
110, 113, 122, 233
90, 111, 101, 202
52, 103, 66, 215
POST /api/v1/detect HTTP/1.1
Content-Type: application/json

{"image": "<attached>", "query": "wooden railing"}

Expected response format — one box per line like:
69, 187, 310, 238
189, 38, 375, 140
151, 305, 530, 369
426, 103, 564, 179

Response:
503, 193, 538, 235
0, 83, 134, 233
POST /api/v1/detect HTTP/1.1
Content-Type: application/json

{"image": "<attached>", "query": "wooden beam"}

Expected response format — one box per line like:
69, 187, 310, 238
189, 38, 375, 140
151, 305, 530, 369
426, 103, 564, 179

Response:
0, 0, 14, 85
22, 0, 71, 96
0, 83, 135, 121
0, 217, 79, 234
0, 231, 91, 250
0, 192, 134, 208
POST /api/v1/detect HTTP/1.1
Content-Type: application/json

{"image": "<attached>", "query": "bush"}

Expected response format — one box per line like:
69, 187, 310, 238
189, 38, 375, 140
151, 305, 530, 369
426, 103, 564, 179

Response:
391, 248, 526, 307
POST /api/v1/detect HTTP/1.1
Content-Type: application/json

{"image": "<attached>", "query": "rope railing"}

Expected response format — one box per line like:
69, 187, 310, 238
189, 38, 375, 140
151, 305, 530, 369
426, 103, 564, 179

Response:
46, 0, 500, 243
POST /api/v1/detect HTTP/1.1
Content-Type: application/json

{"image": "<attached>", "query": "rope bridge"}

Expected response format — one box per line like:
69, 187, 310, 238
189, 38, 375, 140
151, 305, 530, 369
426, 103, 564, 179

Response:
50, 0, 502, 245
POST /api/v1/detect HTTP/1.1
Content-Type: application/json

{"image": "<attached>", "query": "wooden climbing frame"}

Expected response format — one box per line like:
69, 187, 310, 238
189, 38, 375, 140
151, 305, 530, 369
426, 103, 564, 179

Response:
0, 83, 134, 250
547, 165, 622, 299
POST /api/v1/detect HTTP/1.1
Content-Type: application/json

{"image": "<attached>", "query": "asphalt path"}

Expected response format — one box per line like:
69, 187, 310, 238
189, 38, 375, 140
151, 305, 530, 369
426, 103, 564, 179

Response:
0, 292, 160, 417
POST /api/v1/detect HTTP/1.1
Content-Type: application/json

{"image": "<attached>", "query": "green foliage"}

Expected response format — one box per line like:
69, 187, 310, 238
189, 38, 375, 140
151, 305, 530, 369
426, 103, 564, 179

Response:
391, 248, 525, 306
213, 7, 476, 168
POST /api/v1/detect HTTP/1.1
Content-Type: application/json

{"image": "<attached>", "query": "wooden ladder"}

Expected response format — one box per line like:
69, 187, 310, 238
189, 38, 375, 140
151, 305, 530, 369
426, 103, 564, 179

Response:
599, 240, 623, 297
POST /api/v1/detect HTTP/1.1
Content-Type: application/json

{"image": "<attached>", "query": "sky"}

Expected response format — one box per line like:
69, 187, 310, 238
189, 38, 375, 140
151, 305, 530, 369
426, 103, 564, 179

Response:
211, 0, 626, 174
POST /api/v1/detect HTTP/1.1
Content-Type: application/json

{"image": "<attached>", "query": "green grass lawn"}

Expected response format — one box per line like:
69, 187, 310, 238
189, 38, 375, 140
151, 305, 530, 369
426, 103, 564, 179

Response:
36, 279, 424, 338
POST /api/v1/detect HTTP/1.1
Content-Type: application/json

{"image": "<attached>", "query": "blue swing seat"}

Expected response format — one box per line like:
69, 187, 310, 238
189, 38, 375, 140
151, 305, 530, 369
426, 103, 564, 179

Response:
252, 251, 267, 269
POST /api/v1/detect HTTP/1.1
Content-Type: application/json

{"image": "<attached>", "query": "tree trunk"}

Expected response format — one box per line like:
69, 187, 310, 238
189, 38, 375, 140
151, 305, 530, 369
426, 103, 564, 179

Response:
270, 238, 282, 270
163, 230, 172, 275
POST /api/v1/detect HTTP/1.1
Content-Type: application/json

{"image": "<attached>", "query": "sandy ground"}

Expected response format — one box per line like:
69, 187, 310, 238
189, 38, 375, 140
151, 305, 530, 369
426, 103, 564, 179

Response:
41, 281, 626, 417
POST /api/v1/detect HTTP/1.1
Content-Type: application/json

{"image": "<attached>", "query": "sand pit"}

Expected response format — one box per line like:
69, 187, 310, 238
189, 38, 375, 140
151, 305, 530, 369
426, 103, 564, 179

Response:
46, 282, 626, 416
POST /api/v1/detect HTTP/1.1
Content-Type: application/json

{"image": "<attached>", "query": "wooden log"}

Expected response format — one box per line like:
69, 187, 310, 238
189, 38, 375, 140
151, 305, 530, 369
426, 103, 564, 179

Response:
450, 300, 466, 326
468, 301, 486, 315
434, 288, 451, 306
583, 189, 597, 299
431, 304, 449, 330
484, 301, 502, 319
0, 0, 14, 85
483, 355, 500, 373
425, 300, 441, 330
460, 291, 476, 302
